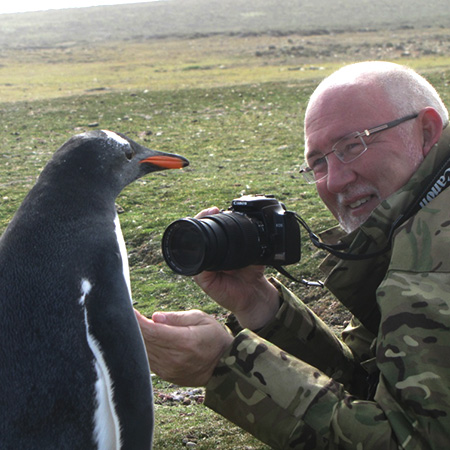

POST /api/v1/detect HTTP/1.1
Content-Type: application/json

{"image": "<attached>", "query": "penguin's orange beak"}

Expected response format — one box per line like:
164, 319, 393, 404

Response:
140, 155, 189, 170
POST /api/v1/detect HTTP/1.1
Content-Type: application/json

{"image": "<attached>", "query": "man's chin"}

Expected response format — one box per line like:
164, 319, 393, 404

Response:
338, 214, 370, 234
335, 190, 381, 233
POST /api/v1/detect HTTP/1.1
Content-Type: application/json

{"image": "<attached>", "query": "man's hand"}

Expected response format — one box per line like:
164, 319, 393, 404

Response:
193, 207, 281, 330
194, 266, 280, 330
135, 309, 233, 387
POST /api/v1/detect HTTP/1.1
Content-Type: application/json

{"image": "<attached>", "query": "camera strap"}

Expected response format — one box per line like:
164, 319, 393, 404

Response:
273, 264, 325, 287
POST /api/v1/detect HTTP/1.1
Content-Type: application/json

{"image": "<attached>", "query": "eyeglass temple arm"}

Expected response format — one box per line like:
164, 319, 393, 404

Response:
361, 113, 419, 136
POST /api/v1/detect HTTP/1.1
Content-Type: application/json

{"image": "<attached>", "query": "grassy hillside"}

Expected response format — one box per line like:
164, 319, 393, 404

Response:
1, 1, 450, 448
2, 27, 450, 103
1, 0, 450, 48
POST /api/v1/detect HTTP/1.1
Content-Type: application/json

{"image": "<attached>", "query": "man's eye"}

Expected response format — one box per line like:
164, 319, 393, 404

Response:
342, 142, 365, 156
311, 156, 327, 172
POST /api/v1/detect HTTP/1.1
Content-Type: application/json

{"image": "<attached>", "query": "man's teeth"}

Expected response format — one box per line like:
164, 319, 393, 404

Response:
349, 197, 370, 209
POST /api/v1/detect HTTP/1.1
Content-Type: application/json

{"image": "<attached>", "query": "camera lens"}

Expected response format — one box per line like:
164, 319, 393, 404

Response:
162, 218, 226, 276
167, 222, 205, 270
162, 213, 263, 276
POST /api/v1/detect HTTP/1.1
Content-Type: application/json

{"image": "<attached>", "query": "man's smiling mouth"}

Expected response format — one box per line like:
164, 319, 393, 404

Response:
349, 196, 371, 209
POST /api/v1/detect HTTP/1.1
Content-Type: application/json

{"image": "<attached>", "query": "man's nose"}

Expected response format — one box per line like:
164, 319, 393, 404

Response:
325, 154, 357, 193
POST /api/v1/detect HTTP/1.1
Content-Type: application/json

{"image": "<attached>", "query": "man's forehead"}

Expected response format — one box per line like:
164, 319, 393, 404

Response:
306, 86, 389, 133
309, 82, 386, 115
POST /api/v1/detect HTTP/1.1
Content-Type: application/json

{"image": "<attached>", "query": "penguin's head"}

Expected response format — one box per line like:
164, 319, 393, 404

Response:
43, 130, 189, 197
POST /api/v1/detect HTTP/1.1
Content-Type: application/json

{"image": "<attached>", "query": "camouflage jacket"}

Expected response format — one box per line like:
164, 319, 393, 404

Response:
205, 127, 450, 449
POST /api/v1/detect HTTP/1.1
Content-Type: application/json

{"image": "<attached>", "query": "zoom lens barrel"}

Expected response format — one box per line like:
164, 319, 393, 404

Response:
162, 213, 263, 276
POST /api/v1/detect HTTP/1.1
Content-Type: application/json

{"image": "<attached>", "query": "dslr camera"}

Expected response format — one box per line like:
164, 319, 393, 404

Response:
162, 194, 301, 276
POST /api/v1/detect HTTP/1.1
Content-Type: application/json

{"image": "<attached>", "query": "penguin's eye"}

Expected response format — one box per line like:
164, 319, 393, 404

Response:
125, 147, 135, 161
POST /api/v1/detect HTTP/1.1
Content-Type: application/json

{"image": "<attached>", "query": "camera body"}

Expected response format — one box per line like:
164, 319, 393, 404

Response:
162, 194, 301, 276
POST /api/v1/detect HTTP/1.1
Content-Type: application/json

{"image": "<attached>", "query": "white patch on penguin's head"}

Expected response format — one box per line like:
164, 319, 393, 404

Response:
101, 130, 130, 147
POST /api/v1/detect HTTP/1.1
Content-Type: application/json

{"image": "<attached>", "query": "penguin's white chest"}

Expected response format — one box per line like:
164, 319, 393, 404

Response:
114, 213, 132, 301
79, 279, 121, 450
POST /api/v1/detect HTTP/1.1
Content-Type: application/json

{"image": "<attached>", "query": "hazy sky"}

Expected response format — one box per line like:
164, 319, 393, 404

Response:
0, 0, 165, 15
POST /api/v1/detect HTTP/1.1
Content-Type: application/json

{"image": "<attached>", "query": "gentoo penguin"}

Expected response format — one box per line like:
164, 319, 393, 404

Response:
0, 130, 189, 449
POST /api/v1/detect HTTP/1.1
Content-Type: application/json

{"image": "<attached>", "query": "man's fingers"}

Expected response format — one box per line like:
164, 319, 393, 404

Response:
194, 206, 220, 219
134, 309, 211, 346
152, 309, 210, 327
134, 308, 234, 386
134, 310, 181, 345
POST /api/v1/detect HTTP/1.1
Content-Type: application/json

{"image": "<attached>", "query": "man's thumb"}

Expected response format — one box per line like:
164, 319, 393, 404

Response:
152, 310, 207, 326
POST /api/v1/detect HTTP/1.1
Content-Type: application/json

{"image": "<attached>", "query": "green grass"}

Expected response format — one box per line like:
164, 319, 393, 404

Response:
2, 29, 450, 449
153, 399, 269, 449
0, 37, 329, 102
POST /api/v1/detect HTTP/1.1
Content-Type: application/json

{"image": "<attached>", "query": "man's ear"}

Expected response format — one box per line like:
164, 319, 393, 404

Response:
419, 107, 443, 156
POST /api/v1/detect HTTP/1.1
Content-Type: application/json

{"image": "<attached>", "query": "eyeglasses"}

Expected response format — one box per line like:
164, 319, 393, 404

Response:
299, 112, 419, 184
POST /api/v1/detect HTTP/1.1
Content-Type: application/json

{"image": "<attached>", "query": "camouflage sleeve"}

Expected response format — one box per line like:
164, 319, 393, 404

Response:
342, 316, 377, 363
254, 278, 368, 395
205, 330, 397, 449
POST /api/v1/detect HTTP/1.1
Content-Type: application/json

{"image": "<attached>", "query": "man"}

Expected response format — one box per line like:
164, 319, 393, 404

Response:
136, 61, 450, 448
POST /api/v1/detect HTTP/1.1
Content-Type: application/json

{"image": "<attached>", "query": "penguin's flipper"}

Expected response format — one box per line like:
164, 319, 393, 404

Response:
80, 271, 153, 450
